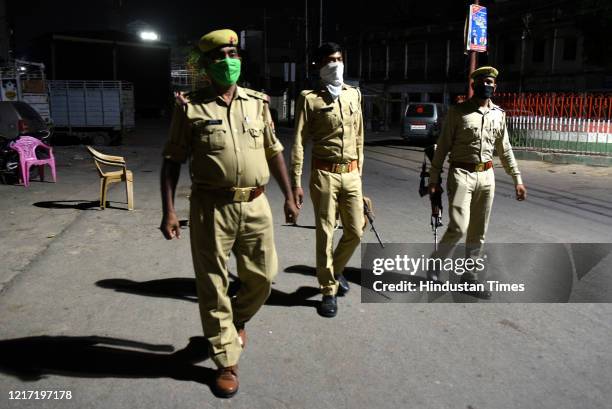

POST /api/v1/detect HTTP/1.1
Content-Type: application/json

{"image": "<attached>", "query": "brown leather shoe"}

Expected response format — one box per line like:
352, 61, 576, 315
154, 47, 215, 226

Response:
238, 328, 247, 349
215, 366, 239, 398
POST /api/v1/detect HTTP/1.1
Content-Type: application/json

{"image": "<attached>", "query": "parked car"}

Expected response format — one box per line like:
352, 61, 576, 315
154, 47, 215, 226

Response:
0, 101, 52, 142
401, 102, 447, 143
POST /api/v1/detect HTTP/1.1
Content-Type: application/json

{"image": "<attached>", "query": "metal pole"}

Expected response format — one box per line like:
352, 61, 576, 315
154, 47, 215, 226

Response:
467, 0, 479, 98
358, 34, 363, 79
263, 7, 270, 91
305, 0, 309, 79
519, 13, 532, 94
368, 46, 372, 80
404, 41, 408, 79
319, 0, 323, 46
385, 44, 389, 80
444, 38, 450, 105
423, 40, 429, 81
551, 28, 558, 75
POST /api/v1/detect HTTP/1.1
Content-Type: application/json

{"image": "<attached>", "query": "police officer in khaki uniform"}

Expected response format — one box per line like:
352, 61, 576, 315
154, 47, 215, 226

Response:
160, 29, 298, 398
428, 66, 527, 299
291, 42, 365, 317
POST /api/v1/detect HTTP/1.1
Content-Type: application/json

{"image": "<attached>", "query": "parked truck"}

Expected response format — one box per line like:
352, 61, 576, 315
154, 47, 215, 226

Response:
32, 31, 171, 118
0, 59, 52, 123
48, 80, 135, 145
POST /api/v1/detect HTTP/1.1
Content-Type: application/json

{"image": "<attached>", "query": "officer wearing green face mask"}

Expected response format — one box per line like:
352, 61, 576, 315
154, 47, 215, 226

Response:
160, 29, 298, 398
428, 66, 527, 299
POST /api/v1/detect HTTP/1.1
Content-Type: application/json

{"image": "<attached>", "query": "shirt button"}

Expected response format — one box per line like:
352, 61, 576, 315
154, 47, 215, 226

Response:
236, 148, 241, 152
238, 170, 242, 175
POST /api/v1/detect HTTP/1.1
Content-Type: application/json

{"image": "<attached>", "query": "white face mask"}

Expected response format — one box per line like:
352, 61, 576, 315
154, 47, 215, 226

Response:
319, 62, 344, 99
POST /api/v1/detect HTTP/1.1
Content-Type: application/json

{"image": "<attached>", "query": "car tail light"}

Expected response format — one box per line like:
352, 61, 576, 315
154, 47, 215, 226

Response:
18, 119, 29, 134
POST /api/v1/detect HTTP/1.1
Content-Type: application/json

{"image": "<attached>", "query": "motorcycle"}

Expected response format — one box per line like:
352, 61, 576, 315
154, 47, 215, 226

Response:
0, 136, 21, 184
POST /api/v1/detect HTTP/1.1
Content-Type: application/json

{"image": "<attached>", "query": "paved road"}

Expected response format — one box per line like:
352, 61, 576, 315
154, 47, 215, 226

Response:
0, 121, 610, 409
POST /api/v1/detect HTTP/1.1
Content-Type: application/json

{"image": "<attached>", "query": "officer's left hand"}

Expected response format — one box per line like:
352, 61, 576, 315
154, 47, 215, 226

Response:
284, 199, 299, 224
515, 184, 527, 201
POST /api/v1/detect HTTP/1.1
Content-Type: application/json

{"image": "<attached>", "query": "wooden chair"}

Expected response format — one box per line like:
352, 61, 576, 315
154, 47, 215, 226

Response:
86, 146, 134, 210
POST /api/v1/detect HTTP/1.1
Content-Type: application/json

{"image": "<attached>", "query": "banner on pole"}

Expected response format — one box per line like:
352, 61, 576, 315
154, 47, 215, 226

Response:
466, 4, 488, 52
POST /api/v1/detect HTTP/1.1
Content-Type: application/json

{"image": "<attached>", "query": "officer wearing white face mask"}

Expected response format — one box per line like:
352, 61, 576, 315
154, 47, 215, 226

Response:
291, 42, 365, 317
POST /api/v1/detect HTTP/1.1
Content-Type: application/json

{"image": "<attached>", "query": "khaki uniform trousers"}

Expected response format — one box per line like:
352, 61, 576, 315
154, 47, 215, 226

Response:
310, 168, 364, 296
189, 189, 278, 368
435, 167, 495, 281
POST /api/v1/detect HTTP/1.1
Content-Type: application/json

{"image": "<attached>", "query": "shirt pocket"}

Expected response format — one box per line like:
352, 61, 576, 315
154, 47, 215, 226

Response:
316, 108, 342, 130
491, 119, 504, 139
245, 119, 265, 149
193, 121, 227, 152
464, 125, 480, 140
484, 120, 501, 144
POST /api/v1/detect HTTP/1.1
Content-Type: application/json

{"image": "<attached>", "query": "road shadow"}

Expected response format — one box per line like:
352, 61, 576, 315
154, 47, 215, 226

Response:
0, 335, 216, 393
33, 200, 101, 210
282, 224, 317, 230
96, 277, 320, 308
33, 200, 129, 210
284, 265, 363, 287
285, 265, 453, 302
97, 278, 199, 303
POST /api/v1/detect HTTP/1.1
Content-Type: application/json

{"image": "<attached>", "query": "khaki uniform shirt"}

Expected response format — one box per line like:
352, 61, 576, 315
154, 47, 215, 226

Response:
162, 86, 283, 189
429, 98, 523, 185
291, 84, 364, 188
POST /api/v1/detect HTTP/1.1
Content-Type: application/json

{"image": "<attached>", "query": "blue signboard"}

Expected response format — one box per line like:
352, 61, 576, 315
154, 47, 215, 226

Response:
466, 4, 487, 52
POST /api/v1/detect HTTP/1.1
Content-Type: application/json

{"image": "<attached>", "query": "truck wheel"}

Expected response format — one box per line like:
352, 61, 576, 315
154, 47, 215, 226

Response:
109, 131, 123, 146
90, 132, 112, 146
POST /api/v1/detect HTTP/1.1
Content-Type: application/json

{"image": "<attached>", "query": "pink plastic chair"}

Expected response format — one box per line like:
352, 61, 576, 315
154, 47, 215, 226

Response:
10, 136, 57, 187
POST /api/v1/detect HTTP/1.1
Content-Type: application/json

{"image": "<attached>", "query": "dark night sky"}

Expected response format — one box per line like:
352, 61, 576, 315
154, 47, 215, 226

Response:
10, 0, 471, 53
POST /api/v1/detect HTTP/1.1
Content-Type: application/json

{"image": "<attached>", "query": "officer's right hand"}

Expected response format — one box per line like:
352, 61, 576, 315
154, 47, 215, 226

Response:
293, 187, 304, 209
174, 91, 188, 106
160, 212, 181, 240
284, 199, 300, 224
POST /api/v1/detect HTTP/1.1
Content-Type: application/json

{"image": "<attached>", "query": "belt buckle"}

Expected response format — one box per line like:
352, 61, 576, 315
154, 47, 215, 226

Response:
231, 187, 252, 202
475, 163, 485, 172
335, 163, 349, 173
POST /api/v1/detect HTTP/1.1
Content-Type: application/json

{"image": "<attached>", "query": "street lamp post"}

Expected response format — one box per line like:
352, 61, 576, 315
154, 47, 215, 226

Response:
467, 0, 479, 99
519, 13, 532, 94
305, 0, 309, 80
319, 0, 323, 46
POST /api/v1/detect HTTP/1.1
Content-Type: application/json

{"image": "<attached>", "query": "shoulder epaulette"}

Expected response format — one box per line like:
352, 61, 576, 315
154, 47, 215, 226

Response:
244, 88, 270, 102
300, 89, 314, 97
185, 88, 210, 104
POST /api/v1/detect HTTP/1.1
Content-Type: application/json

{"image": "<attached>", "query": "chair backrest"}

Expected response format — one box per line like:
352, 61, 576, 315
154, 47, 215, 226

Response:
86, 146, 127, 177
10, 136, 49, 161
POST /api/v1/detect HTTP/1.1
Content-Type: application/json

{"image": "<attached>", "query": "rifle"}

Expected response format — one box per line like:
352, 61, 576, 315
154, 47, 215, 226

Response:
363, 197, 384, 248
430, 186, 443, 252
419, 146, 443, 251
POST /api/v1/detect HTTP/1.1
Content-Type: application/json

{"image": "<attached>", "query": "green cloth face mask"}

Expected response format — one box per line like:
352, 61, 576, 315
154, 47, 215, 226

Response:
206, 58, 241, 86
